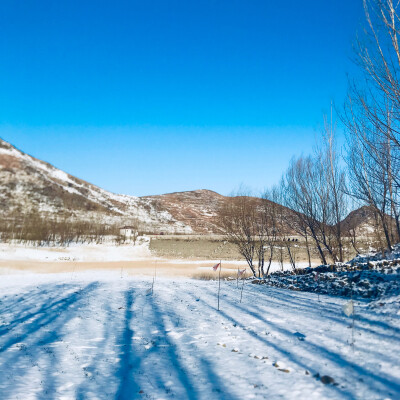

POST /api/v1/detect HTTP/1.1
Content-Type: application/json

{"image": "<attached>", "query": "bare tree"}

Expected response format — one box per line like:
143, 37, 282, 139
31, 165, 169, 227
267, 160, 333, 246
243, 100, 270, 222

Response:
263, 186, 296, 273
219, 194, 258, 277
281, 156, 329, 264
341, 0, 400, 251
345, 111, 395, 250
261, 187, 281, 275
317, 115, 348, 262
281, 124, 348, 265
219, 190, 286, 278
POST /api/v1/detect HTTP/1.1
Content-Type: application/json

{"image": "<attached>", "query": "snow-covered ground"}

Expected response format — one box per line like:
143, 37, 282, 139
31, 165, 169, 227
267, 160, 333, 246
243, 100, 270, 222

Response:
0, 272, 399, 399
0, 241, 152, 262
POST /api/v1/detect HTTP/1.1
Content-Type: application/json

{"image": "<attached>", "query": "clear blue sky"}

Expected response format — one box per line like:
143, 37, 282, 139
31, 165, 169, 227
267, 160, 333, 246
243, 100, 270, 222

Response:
0, 0, 364, 196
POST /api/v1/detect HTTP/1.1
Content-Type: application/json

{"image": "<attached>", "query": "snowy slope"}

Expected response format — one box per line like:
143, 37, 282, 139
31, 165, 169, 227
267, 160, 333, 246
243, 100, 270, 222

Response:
0, 273, 399, 399
0, 138, 192, 233
141, 190, 227, 234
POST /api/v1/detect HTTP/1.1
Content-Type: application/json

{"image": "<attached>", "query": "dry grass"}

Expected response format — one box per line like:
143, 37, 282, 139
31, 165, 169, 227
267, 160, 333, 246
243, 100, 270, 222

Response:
191, 270, 248, 280
0, 259, 250, 279
0, 213, 123, 246
149, 236, 379, 264
149, 237, 241, 260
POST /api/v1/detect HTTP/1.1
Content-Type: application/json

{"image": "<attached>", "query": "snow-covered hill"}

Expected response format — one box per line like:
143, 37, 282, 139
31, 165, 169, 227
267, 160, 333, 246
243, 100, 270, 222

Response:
141, 189, 226, 234
340, 205, 382, 237
0, 138, 192, 233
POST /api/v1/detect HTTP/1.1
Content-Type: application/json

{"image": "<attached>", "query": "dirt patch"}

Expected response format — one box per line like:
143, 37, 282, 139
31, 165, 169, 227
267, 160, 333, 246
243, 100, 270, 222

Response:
0, 259, 247, 278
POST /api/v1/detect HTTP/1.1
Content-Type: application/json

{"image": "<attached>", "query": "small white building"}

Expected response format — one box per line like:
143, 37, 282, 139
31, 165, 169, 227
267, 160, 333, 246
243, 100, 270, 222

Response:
119, 226, 138, 238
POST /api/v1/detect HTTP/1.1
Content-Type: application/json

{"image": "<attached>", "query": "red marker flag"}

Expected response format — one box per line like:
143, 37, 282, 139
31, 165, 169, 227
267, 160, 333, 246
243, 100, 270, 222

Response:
212, 263, 221, 271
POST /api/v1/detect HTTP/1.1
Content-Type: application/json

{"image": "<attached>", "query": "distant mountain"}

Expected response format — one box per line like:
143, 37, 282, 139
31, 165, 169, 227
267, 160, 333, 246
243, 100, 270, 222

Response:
340, 205, 380, 236
141, 189, 226, 234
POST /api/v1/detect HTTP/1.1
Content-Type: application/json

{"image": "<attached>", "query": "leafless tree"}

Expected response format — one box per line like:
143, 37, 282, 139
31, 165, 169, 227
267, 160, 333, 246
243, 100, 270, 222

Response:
281, 125, 348, 265
341, 0, 400, 251
262, 186, 298, 273
261, 187, 281, 275
281, 156, 329, 264
317, 116, 348, 262
219, 193, 258, 277
219, 189, 287, 278
344, 108, 395, 250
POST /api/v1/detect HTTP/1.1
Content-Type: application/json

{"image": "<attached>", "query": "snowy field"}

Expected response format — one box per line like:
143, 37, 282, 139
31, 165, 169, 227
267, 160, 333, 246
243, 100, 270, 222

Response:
0, 242, 152, 262
0, 272, 399, 400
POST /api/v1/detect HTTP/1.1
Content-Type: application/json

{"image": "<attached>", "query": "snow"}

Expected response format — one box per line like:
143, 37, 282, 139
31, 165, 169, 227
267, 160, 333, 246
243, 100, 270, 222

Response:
0, 272, 399, 399
0, 242, 151, 262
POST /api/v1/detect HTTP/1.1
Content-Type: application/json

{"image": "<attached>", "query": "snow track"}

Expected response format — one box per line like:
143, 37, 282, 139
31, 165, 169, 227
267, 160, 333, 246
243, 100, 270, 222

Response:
0, 273, 399, 399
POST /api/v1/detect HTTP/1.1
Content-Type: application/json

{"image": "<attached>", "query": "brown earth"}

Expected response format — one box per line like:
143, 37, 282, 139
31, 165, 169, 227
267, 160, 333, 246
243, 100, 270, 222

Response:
141, 190, 226, 234
0, 259, 248, 278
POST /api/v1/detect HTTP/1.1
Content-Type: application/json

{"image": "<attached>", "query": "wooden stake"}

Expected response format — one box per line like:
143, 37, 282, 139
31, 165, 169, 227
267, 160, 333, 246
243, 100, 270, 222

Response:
240, 270, 246, 303
316, 273, 320, 302
352, 305, 355, 350
71, 262, 76, 281
149, 261, 157, 295
351, 280, 355, 350
217, 260, 221, 311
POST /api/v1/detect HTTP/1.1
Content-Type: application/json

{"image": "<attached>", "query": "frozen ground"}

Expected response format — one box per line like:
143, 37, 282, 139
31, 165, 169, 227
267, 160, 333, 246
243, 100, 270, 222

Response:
0, 272, 399, 399
0, 241, 152, 262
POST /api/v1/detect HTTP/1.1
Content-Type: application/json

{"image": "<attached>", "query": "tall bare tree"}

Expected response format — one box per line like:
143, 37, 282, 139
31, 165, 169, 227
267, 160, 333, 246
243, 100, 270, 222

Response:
281, 156, 329, 264
262, 186, 287, 275
219, 194, 258, 277
344, 102, 395, 250
318, 114, 348, 262
341, 0, 400, 250
281, 124, 348, 265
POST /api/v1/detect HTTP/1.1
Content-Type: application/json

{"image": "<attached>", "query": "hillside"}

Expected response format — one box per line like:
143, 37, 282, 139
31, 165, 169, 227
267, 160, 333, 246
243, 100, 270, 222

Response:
0, 138, 191, 233
141, 189, 226, 234
340, 205, 380, 237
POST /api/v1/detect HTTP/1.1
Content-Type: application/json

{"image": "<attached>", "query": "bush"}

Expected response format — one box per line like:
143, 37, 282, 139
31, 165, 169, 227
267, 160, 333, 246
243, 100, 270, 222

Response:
0, 212, 121, 246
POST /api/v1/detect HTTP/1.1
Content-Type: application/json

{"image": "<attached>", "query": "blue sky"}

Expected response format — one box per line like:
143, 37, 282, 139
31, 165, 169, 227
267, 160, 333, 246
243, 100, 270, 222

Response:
0, 0, 364, 196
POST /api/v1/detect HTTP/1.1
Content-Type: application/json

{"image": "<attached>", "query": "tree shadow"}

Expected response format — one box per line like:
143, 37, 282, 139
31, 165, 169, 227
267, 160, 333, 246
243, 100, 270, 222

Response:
146, 293, 239, 399
114, 288, 141, 400
0, 282, 99, 353
239, 285, 400, 341
198, 285, 400, 398
112, 286, 239, 400
0, 282, 100, 399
